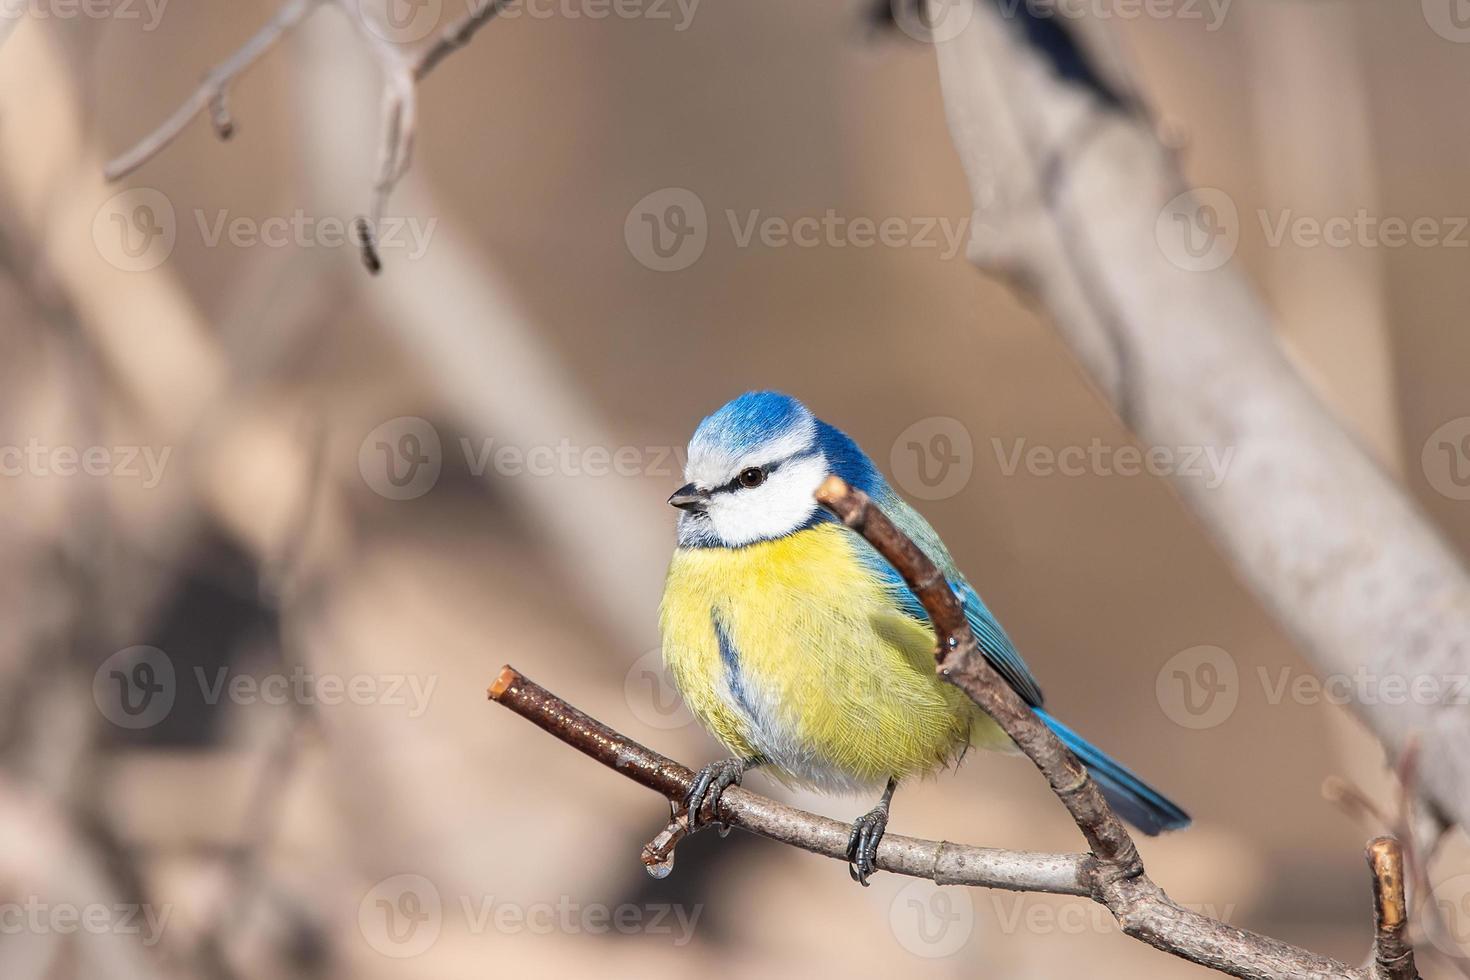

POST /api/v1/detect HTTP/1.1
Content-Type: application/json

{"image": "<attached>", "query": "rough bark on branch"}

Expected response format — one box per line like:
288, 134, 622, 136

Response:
487, 479, 1418, 979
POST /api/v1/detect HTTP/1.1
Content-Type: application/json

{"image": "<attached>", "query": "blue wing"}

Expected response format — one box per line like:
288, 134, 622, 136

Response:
847, 487, 1045, 708
832, 483, 1191, 833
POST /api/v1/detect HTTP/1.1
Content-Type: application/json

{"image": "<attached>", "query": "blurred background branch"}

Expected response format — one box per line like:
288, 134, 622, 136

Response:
929, 0, 1470, 908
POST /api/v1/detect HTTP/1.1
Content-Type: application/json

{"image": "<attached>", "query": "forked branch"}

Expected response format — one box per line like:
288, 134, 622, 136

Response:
103, 0, 509, 273
486, 477, 1419, 979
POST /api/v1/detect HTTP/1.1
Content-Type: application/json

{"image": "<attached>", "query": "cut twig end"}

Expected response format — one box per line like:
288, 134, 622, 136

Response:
488, 665, 519, 701
208, 91, 235, 141
1367, 835, 1418, 980
815, 474, 852, 508
355, 218, 383, 275
816, 474, 873, 532
1368, 836, 1408, 930
640, 809, 688, 879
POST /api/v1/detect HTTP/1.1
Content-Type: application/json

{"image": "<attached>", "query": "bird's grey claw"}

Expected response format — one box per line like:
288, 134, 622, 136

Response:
846, 804, 889, 886
686, 758, 745, 831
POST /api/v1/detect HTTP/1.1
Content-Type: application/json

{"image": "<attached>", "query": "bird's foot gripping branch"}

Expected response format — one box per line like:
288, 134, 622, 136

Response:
487, 477, 1420, 980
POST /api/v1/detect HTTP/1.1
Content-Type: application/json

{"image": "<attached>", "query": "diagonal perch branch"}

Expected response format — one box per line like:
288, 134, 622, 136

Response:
815, 474, 1137, 868
488, 664, 1407, 979
487, 665, 1093, 893
486, 476, 1419, 979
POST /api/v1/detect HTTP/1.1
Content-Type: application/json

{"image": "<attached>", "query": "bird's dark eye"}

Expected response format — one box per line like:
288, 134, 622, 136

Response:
737, 467, 766, 489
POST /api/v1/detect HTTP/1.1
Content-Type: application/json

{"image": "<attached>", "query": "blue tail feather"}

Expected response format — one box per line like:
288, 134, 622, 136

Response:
1036, 710, 1190, 836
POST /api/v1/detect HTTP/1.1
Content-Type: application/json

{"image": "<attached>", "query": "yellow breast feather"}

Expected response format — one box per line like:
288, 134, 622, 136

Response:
659, 522, 1008, 792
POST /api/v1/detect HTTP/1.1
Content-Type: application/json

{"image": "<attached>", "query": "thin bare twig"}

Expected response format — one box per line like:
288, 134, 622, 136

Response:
1324, 776, 1394, 829
103, 0, 324, 181
103, 0, 509, 273
410, 0, 510, 81
487, 477, 1423, 978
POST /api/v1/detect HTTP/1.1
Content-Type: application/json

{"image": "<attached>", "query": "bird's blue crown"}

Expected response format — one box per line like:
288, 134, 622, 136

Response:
689, 391, 883, 496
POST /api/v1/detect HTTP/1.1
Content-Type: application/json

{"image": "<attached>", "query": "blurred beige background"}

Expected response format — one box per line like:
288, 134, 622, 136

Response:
2, 0, 1470, 976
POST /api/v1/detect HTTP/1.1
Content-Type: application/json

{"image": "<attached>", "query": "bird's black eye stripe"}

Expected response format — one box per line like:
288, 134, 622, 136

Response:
713, 461, 780, 494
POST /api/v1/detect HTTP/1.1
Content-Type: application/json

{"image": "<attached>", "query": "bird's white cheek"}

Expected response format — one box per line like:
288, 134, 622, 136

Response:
708, 457, 827, 546
706, 495, 777, 548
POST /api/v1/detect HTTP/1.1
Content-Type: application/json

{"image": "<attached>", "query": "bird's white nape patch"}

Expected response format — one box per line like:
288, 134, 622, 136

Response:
704, 451, 828, 547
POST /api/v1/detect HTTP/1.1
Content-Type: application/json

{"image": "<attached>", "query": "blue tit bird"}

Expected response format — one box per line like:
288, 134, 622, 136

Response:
659, 391, 1189, 884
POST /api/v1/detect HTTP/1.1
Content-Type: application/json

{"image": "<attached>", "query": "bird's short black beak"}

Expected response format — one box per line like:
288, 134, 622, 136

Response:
668, 483, 709, 512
